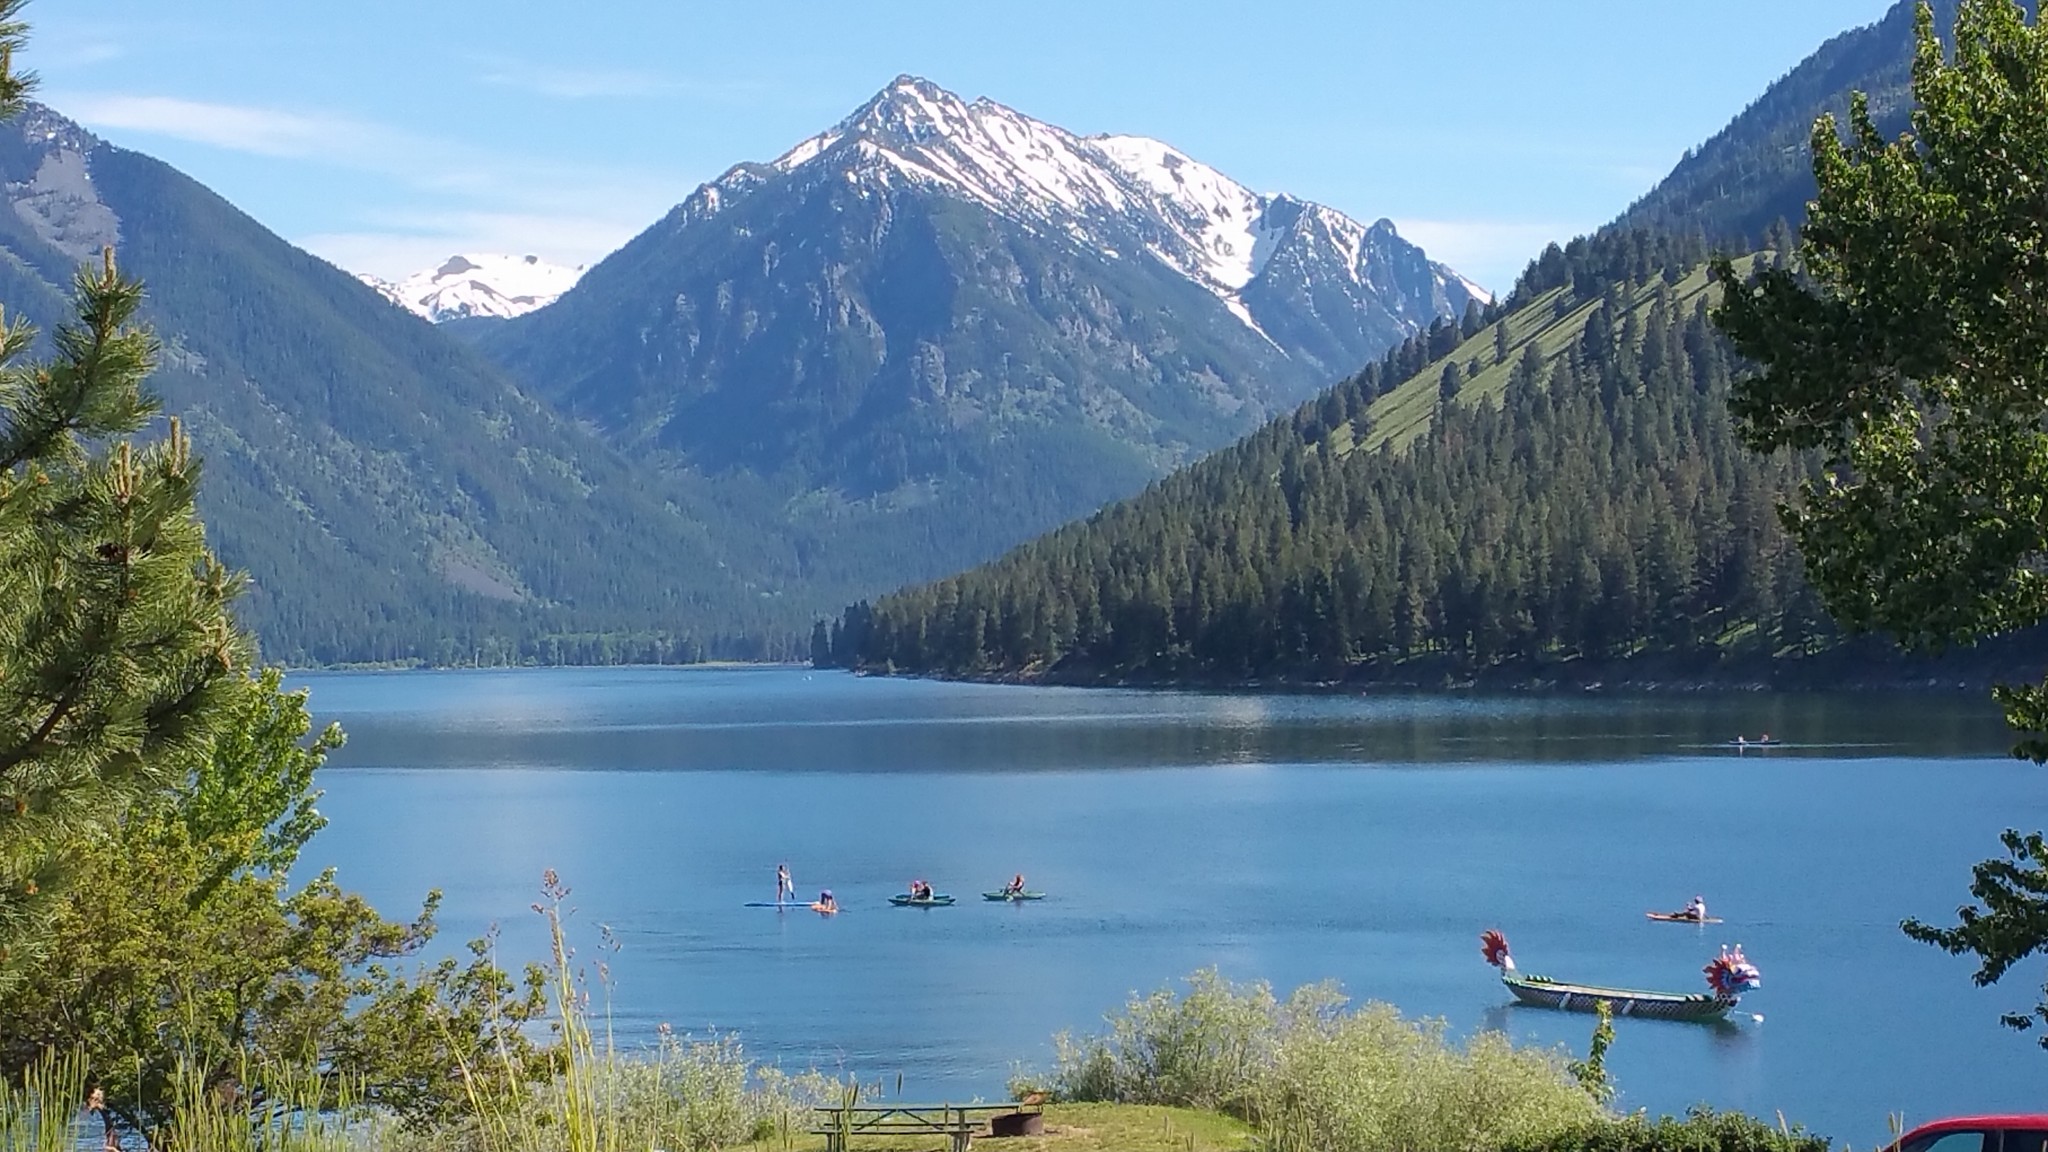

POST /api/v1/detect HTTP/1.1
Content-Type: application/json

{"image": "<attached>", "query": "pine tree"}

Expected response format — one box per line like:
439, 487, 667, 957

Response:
0, 12, 241, 983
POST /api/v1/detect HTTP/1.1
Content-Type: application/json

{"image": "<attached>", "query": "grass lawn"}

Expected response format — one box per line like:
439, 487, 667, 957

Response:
749, 1103, 1256, 1152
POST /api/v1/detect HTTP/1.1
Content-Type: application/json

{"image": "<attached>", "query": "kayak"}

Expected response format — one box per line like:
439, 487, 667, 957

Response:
1724, 739, 1782, 747
889, 894, 956, 907
1646, 911, 1725, 924
983, 891, 1047, 902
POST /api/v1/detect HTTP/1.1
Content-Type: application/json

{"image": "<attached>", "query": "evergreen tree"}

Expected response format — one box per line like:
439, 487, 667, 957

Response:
0, 16, 241, 986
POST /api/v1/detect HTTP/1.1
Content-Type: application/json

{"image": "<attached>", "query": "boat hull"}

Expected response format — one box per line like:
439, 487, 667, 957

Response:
1503, 974, 1735, 1022
983, 891, 1046, 901
889, 895, 956, 907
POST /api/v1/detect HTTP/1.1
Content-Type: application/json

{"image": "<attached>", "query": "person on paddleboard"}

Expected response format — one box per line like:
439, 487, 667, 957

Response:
1685, 894, 1708, 922
815, 889, 837, 914
777, 863, 795, 905
1005, 873, 1026, 897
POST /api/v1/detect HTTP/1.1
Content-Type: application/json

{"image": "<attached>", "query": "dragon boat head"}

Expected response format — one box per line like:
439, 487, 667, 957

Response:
1480, 929, 1515, 972
1704, 945, 1761, 999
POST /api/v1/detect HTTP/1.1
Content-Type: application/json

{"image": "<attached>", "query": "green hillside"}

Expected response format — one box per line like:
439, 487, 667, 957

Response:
820, 231, 1852, 683
1355, 263, 1721, 455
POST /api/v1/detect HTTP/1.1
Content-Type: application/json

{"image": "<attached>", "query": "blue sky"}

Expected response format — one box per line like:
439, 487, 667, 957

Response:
34, 0, 1893, 292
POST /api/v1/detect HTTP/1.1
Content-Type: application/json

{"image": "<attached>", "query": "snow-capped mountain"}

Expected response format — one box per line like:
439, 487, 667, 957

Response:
684, 75, 1485, 344
479, 75, 1487, 595
362, 253, 584, 322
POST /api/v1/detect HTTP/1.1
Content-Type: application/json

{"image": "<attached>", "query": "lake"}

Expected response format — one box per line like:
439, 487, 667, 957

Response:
295, 666, 2045, 1145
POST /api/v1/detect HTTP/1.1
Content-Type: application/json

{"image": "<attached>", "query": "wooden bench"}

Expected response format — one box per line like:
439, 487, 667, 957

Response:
809, 1103, 1040, 1152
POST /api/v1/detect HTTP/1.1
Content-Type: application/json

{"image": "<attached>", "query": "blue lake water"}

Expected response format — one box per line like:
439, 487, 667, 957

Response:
294, 666, 2045, 1145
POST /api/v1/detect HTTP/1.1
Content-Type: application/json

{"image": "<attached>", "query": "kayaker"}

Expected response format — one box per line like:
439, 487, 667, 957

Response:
1005, 873, 1026, 896
1685, 894, 1708, 922
777, 863, 795, 905
910, 879, 931, 901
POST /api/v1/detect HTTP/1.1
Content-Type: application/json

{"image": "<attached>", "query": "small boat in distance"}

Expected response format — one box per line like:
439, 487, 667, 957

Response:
1726, 734, 1782, 748
1646, 911, 1725, 924
983, 890, 1046, 902
1481, 930, 1760, 1023
889, 893, 956, 907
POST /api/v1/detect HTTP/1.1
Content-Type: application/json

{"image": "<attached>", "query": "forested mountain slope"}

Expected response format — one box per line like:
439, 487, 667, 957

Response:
1616, 0, 2022, 246
0, 104, 795, 665
819, 233, 1850, 682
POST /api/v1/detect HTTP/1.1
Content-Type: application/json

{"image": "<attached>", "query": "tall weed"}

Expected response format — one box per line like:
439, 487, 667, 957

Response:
0, 1049, 89, 1152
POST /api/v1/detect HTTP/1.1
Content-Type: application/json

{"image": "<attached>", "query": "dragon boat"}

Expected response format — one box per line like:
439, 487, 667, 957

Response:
1480, 930, 1760, 1023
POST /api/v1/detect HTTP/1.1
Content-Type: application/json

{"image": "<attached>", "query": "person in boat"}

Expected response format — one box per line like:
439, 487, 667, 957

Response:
1005, 873, 1026, 897
1684, 894, 1708, 922
815, 889, 837, 914
777, 863, 795, 904
910, 879, 932, 901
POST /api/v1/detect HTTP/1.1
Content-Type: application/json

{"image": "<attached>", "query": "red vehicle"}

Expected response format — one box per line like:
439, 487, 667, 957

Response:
1893, 1117, 2048, 1152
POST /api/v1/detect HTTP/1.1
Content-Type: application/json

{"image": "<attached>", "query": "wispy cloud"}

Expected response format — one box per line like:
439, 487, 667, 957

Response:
473, 54, 773, 104
301, 208, 657, 283
47, 88, 697, 278
56, 93, 385, 159
43, 41, 125, 69
480, 63, 681, 100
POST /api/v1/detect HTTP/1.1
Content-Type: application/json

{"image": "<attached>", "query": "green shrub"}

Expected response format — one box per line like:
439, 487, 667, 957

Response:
1041, 969, 1603, 1152
1257, 1005, 1603, 1152
1505, 1109, 1831, 1152
1048, 969, 1343, 1113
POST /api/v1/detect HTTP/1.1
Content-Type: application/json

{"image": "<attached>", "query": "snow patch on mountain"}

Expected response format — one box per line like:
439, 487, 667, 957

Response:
361, 253, 585, 322
737, 76, 1489, 337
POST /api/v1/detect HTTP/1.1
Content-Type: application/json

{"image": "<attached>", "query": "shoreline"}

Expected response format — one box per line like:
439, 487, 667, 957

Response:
833, 636, 2044, 699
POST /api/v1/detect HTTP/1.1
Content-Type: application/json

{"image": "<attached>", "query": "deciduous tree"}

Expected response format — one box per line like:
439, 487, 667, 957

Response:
1713, 0, 2048, 1044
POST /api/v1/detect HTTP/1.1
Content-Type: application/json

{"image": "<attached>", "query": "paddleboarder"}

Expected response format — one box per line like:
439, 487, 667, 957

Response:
777, 863, 795, 905
1684, 894, 1707, 922
814, 889, 837, 914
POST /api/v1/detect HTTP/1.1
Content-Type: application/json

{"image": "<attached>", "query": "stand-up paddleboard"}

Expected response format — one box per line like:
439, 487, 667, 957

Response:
744, 901, 810, 908
1645, 911, 1725, 924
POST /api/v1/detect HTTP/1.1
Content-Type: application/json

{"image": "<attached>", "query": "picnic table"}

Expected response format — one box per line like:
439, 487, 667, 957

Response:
809, 1102, 1041, 1152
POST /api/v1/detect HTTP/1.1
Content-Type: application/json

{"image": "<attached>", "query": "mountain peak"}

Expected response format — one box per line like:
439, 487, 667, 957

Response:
361, 252, 585, 322
715, 78, 1486, 339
